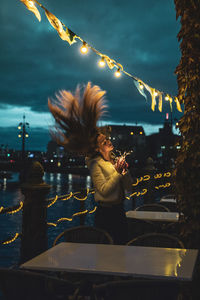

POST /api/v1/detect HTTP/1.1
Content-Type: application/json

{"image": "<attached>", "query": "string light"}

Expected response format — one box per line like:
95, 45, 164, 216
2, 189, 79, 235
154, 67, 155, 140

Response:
114, 68, 121, 78
20, 0, 183, 113
139, 83, 144, 90
2, 233, 20, 245
80, 41, 88, 54
18, 134, 21, 138
98, 56, 106, 68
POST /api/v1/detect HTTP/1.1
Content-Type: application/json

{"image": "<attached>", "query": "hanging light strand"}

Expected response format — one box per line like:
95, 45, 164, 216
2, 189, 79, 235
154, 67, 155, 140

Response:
20, 0, 183, 112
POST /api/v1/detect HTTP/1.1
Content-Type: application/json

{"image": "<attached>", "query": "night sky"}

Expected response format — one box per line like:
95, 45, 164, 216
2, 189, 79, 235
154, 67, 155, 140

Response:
0, 0, 183, 151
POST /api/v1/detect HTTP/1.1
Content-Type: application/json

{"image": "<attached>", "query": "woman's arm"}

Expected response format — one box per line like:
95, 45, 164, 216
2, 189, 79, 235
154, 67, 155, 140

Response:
90, 161, 122, 197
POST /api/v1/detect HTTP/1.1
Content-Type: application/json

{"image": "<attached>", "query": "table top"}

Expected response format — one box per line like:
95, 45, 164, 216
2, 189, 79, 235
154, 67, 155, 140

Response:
160, 198, 177, 203
126, 210, 179, 222
20, 242, 198, 281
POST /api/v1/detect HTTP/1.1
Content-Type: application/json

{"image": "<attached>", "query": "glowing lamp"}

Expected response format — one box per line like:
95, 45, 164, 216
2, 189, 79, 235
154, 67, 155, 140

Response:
114, 68, 121, 78
130, 132, 134, 135
80, 42, 88, 54
139, 83, 144, 89
18, 134, 21, 138
18, 126, 21, 130
165, 96, 169, 101
139, 131, 143, 135
155, 91, 158, 96
98, 57, 106, 68
25, 134, 29, 137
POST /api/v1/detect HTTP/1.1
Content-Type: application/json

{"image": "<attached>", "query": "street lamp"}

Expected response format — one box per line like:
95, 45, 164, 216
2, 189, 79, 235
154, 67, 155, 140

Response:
18, 114, 29, 160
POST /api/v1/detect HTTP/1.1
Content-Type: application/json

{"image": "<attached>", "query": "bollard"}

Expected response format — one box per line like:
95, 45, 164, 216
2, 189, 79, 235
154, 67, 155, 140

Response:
20, 161, 51, 264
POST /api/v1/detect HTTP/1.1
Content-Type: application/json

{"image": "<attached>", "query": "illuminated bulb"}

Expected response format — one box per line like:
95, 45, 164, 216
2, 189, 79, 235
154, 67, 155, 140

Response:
165, 96, 169, 100
18, 134, 21, 138
139, 131, 143, 135
114, 68, 121, 78
18, 126, 21, 130
155, 91, 158, 96
25, 134, 29, 137
29, 1, 34, 7
98, 57, 106, 68
80, 42, 88, 54
130, 132, 134, 135
139, 83, 144, 89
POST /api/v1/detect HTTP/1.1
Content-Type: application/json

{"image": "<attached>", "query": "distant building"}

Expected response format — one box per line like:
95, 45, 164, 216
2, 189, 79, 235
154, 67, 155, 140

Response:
109, 124, 146, 152
146, 114, 180, 168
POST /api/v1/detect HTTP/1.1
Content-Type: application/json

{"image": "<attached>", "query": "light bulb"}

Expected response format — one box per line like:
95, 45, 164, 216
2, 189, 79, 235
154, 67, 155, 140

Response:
114, 68, 121, 78
26, 134, 29, 138
98, 57, 105, 68
18, 135, 21, 138
155, 91, 158, 96
139, 83, 144, 89
165, 95, 169, 100
18, 126, 21, 130
80, 42, 88, 54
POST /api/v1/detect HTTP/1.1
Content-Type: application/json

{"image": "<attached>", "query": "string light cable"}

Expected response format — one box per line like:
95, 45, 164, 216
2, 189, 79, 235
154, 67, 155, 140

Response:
20, 0, 183, 113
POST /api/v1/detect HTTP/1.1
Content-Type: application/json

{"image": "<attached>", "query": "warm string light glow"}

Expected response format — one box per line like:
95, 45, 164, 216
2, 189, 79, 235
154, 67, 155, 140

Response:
80, 42, 88, 54
98, 57, 106, 68
47, 206, 98, 227
2, 233, 20, 245
114, 68, 121, 78
19, 0, 183, 113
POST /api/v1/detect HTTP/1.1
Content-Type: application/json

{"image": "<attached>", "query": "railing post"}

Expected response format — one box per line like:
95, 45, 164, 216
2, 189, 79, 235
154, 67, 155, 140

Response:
20, 161, 51, 264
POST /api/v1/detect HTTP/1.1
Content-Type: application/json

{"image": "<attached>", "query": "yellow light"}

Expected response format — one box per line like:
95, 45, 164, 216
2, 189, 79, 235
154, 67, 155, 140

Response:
80, 42, 88, 54
57, 162, 61, 167
139, 83, 144, 89
98, 57, 106, 68
139, 131, 143, 135
18, 126, 21, 130
18, 134, 21, 138
114, 68, 121, 78
165, 96, 169, 100
155, 91, 158, 96
130, 132, 134, 135
25, 134, 29, 137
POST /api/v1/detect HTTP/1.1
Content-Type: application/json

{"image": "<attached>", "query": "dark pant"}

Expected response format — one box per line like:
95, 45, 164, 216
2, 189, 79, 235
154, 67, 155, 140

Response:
94, 203, 128, 245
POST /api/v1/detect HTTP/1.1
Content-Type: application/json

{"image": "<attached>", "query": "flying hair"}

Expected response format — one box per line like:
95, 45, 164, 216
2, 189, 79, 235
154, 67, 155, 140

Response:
48, 82, 108, 155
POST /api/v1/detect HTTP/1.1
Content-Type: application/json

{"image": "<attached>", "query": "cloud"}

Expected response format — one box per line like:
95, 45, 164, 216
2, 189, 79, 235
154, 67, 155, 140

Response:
0, 0, 182, 149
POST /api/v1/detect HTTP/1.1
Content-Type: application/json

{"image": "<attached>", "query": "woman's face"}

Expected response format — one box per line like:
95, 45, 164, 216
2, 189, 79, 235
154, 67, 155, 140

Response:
97, 134, 113, 155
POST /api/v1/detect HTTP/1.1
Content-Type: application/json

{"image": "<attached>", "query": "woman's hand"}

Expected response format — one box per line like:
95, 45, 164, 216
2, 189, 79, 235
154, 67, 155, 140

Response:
115, 156, 128, 174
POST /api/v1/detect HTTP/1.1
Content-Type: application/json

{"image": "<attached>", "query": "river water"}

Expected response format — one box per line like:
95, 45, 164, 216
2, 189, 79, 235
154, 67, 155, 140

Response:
0, 172, 133, 268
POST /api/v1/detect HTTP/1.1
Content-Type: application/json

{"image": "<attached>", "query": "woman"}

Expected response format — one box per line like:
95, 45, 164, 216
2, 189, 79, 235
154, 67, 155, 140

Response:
86, 133, 132, 244
48, 82, 132, 244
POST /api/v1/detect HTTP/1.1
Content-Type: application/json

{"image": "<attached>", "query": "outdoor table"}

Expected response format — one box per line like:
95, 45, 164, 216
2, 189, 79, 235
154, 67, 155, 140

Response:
126, 210, 179, 222
20, 242, 198, 281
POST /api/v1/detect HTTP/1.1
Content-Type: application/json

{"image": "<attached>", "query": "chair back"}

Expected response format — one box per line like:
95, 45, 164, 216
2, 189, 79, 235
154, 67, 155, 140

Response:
159, 200, 178, 212
53, 225, 113, 246
127, 218, 157, 240
127, 232, 184, 248
135, 203, 170, 212
0, 268, 77, 300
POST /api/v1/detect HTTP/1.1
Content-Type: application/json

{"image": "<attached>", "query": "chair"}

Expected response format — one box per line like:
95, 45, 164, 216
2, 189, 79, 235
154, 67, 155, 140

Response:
135, 203, 170, 212
127, 218, 157, 240
53, 225, 113, 246
0, 268, 78, 300
159, 200, 178, 212
126, 232, 185, 248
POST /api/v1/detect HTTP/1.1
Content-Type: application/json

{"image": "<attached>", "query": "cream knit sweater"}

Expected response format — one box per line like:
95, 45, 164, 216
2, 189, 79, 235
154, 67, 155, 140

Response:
86, 155, 133, 205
